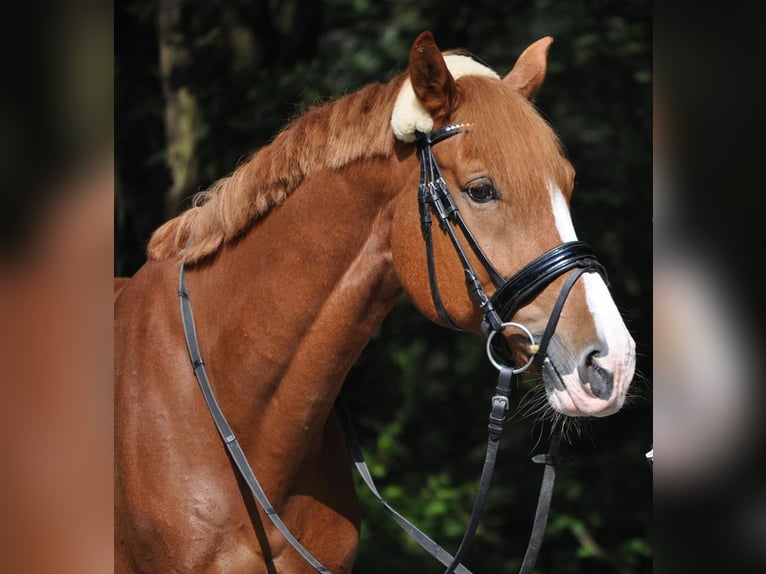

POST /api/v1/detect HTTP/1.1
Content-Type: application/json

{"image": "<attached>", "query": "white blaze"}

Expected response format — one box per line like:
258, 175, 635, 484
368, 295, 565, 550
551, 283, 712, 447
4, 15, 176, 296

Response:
548, 182, 578, 242
547, 182, 635, 406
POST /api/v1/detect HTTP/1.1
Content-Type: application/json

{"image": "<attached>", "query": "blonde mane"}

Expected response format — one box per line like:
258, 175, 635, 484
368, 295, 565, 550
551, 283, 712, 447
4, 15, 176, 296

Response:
147, 77, 406, 263
147, 56, 567, 265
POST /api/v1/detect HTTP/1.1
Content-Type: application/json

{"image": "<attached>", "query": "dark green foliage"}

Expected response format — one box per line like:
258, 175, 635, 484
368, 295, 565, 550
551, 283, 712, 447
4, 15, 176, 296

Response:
116, 1, 651, 571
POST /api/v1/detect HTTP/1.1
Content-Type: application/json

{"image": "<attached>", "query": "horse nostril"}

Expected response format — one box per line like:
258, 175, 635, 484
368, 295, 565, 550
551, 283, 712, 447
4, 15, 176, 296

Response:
578, 346, 613, 400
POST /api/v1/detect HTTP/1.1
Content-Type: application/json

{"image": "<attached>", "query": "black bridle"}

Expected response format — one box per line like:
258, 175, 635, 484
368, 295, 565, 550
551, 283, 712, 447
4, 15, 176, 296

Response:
415, 123, 606, 364
177, 122, 609, 573
411, 122, 607, 573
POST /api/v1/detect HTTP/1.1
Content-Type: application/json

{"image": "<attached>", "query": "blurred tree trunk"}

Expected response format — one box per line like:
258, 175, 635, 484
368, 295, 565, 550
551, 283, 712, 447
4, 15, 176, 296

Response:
158, 0, 199, 218
221, 0, 322, 78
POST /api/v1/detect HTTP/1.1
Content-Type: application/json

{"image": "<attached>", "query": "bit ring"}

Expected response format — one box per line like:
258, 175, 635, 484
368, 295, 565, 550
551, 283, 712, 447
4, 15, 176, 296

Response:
486, 322, 536, 373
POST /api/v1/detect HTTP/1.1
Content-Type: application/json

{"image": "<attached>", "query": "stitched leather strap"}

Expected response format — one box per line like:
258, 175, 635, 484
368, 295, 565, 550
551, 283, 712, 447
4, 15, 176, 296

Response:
179, 263, 331, 573
519, 432, 561, 574
416, 126, 505, 331
336, 367, 562, 574
442, 365, 515, 573
485, 241, 607, 335
336, 397, 473, 574
181, 257, 563, 574
175, 121, 599, 573
414, 125, 607, 355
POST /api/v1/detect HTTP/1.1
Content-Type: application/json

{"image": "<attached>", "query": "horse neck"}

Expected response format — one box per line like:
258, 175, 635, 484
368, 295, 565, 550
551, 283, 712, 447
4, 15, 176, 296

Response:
184, 156, 407, 485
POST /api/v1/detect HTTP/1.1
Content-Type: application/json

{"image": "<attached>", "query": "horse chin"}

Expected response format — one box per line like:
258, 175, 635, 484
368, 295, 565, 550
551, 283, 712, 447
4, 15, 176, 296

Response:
541, 358, 624, 418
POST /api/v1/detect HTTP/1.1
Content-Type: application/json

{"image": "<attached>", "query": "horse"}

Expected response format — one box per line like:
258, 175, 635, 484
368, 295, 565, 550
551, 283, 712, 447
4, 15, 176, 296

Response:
114, 31, 636, 573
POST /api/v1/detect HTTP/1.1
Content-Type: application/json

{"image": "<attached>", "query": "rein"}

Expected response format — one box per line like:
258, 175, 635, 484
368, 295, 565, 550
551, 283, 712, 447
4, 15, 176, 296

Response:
177, 122, 608, 573
178, 269, 331, 573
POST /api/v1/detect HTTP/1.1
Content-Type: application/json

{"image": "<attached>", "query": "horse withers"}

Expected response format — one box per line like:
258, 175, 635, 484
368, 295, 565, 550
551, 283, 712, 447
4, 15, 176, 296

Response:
115, 31, 635, 573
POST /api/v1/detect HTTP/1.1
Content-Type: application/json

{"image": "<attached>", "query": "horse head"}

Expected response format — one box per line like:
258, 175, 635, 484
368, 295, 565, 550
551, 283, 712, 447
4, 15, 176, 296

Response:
389, 32, 635, 417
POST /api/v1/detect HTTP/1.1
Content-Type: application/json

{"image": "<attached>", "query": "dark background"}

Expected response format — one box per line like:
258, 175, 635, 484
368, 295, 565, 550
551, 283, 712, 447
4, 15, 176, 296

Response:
115, 1, 651, 572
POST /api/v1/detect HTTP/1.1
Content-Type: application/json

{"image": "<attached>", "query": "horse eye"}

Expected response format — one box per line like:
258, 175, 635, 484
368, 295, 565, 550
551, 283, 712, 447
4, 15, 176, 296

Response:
464, 182, 498, 203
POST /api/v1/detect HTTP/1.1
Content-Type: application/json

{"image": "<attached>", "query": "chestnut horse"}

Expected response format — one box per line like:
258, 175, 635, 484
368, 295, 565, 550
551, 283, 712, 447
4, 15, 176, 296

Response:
115, 32, 636, 573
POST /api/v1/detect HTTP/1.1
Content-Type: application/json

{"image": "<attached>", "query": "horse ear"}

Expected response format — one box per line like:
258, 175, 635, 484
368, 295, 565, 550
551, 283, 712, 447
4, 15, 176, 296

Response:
503, 36, 554, 101
409, 31, 459, 123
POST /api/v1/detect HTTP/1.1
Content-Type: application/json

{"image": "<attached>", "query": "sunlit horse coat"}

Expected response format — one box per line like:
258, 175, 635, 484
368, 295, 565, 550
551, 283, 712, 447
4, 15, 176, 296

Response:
114, 32, 635, 573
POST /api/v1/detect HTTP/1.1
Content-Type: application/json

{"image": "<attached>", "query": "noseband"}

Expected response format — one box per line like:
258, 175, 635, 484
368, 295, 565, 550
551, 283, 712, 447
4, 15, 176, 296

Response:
416, 122, 607, 368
